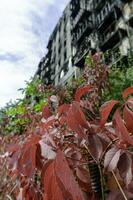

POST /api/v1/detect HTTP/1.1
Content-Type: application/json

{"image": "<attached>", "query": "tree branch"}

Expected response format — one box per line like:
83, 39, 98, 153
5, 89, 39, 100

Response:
112, 170, 128, 200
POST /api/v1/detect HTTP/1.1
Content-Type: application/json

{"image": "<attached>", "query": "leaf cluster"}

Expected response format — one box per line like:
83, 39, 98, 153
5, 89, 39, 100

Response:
0, 53, 133, 200
0, 78, 55, 135
2, 84, 133, 200
103, 53, 133, 101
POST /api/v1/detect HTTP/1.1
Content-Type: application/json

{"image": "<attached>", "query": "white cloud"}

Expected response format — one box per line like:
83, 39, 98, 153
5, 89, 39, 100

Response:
0, 0, 69, 107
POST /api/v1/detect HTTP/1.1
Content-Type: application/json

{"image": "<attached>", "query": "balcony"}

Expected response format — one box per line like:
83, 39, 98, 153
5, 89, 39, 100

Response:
103, 47, 121, 65
70, 0, 92, 19
72, 9, 85, 29
99, 23, 128, 51
72, 9, 92, 29
73, 23, 93, 44
94, 0, 106, 11
70, 0, 80, 19
128, 14, 133, 28
96, 4, 122, 30
74, 37, 91, 67
73, 17, 93, 44
104, 47, 131, 67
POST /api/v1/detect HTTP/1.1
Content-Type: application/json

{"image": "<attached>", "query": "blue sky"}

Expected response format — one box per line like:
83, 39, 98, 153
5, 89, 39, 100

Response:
0, 0, 69, 107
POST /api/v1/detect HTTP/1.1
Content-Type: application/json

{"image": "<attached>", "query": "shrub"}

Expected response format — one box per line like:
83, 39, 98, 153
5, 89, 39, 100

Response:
1, 53, 133, 200
103, 52, 133, 101
2, 84, 132, 200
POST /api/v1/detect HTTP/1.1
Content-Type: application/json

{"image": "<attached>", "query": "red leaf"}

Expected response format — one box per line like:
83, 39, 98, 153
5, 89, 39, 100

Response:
39, 140, 56, 160
24, 135, 41, 149
58, 104, 70, 116
7, 144, 20, 154
65, 102, 89, 139
71, 102, 89, 129
57, 104, 70, 125
113, 109, 133, 145
43, 161, 66, 200
55, 150, 85, 200
118, 153, 132, 186
122, 87, 133, 100
59, 115, 66, 125
18, 144, 37, 178
42, 105, 52, 119
17, 135, 40, 178
24, 185, 39, 200
104, 147, 121, 171
124, 100, 133, 133
128, 181, 133, 193
88, 135, 103, 160
100, 100, 119, 127
41, 160, 53, 184
65, 148, 82, 168
41, 116, 55, 129
75, 85, 92, 102
76, 167, 90, 184
76, 167, 91, 193
9, 150, 20, 171
126, 97, 133, 107
32, 188, 40, 200
107, 190, 133, 200
36, 144, 44, 170
66, 108, 87, 140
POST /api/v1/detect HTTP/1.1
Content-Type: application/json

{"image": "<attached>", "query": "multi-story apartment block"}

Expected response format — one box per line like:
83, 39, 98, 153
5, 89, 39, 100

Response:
36, 0, 133, 86
36, 3, 73, 86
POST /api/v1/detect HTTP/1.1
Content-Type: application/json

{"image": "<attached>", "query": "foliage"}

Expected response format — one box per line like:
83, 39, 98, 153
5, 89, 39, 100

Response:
0, 53, 133, 200
0, 53, 132, 136
85, 53, 109, 109
19, 78, 54, 111
0, 78, 55, 135
1, 83, 133, 200
64, 75, 86, 103
103, 53, 133, 101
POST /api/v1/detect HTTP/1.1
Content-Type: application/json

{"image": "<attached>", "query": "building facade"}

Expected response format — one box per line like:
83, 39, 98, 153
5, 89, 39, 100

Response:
36, 0, 133, 85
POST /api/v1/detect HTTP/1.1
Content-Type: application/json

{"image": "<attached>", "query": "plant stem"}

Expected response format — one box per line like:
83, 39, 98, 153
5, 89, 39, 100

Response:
6, 195, 13, 200
9, 183, 18, 196
112, 170, 128, 200
84, 143, 105, 199
83, 143, 97, 163
98, 165, 105, 200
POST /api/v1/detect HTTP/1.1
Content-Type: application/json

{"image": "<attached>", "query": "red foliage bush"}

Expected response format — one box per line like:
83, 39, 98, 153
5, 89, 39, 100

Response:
6, 83, 133, 200
0, 55, 132, 199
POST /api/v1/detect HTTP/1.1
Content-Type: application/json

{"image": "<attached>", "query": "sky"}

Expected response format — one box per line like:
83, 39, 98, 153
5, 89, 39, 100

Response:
0, 0, 69, 107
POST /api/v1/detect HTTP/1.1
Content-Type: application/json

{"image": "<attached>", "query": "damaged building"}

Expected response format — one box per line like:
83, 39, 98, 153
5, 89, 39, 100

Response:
36, 0, 133, 86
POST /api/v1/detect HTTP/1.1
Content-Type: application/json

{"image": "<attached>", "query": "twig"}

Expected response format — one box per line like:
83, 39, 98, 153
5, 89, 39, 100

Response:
8, 183, 18, 196
100, 138, 119, 164
112, 170, 128, 200
6, 195, 13, 200
98, 165, 105, 200
79, 162, 90, 166
66, 156, 81, 162
100, 132, 133, 164
83, 143, 97, 163
66, 156, 91, 166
